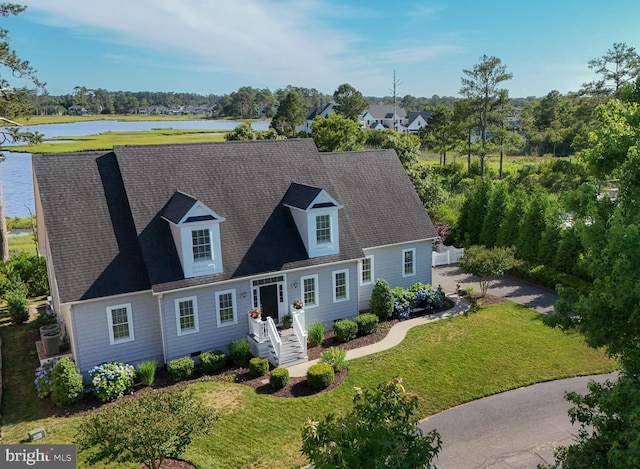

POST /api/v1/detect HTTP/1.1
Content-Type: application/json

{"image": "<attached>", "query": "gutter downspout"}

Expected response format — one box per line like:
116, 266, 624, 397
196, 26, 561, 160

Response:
156, 293, 167, 365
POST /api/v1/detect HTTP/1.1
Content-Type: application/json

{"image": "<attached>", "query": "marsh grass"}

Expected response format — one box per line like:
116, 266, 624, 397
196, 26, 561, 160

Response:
0, 302, 617, 468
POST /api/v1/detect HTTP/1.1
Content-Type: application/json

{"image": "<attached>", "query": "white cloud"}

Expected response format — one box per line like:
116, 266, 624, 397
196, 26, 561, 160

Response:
21, 0, 361, 90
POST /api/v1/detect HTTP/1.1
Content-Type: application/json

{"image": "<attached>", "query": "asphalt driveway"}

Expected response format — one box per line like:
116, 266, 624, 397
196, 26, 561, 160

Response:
419, 373, 616, 468
433, 265, 558, 314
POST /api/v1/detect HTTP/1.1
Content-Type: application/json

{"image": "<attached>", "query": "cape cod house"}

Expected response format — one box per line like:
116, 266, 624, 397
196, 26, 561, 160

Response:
33, 139, 438, 373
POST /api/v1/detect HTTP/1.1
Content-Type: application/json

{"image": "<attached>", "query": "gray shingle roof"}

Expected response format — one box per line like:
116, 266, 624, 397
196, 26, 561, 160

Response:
34, 139, 436, 302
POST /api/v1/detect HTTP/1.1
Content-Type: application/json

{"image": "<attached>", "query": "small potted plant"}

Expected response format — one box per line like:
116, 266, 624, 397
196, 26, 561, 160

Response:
248, 308, 261, 319
282, 314, 293, 329
292, 299, 303, 310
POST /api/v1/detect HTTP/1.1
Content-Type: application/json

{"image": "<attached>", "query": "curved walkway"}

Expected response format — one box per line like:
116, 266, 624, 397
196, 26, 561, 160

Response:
286, 296, 469, 377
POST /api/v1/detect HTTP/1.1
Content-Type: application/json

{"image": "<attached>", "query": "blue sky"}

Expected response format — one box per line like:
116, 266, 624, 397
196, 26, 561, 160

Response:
9, 0, 640, 98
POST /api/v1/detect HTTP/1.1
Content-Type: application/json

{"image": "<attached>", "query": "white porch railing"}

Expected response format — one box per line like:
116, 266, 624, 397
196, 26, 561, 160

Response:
266, 317, 281, 362
432, 245, 465, 267
249, 316, 269, 342
292, 310, 307, 359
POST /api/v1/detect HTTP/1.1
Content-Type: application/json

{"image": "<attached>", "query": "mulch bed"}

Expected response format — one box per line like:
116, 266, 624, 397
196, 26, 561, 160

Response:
41, 295, 507, 416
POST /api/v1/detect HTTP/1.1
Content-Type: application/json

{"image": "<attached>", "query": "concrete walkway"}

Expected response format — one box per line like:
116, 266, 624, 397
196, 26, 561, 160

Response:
287, 296, 469, 377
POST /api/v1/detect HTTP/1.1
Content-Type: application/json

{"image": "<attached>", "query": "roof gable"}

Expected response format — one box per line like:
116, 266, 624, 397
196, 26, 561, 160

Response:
162, 191, 223, 225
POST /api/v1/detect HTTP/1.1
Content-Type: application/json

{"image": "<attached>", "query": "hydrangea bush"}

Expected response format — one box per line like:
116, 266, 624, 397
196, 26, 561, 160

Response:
393, 283, 446, 319
34, 358, 60, 399
89, 362, 136, 402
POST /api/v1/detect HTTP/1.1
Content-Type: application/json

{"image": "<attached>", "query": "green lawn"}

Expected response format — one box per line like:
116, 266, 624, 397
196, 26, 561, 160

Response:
11, 128, 229, 154
8, 234, 36, 256
0, 302, 617, 468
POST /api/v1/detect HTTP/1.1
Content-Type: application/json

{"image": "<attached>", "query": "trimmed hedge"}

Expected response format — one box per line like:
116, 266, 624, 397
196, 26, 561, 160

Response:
51, 357, 83, 407
306, 363, 335, 389
354, 313, 379, 335
249, 357, 269, 377
199, 350, 227, 373
228, 339, 250, 366
167, 356, 194, 380
270, 367, 290, 389
334, 319, 358, 342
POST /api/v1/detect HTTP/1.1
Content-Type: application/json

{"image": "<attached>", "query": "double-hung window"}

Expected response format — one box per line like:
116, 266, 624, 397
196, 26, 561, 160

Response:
192, 229, 212, 261
301, 274, 318, 307
216, 289, 237, 327
333, 269, 349, 302
360, 255, 374, 285
175, 297, 199, 335
316, 215, 331, 244
402, 248, 416, 277
107, 303, 134, 345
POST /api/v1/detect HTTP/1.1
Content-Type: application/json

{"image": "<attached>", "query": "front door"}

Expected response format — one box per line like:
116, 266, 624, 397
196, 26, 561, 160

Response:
260, 284, 279, 322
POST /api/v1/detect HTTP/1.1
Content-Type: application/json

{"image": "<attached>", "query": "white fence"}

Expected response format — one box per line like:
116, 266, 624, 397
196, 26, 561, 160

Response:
432, 245, 465, 267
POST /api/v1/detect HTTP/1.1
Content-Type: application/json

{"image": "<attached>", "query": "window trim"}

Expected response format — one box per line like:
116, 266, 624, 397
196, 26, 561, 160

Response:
191, 228, 213, 262
106, 303, 134, 345
402, 248, 416, 277
175, 296, 200, 336
300, 274, 319, 308
333, 269, 350, 303
315, 214, 332, 244
359, 255, 374, 286
215, 289, 237, 328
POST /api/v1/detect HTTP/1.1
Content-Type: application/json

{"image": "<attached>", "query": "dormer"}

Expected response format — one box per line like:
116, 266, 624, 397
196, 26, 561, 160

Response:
283, 182, 343, 258
162, 191, 225, 278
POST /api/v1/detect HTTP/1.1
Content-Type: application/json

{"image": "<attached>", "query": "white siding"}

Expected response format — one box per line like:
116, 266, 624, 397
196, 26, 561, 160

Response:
70, 292, 163, 374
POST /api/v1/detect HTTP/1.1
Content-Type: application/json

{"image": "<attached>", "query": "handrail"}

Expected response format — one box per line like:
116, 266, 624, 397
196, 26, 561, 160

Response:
292, 310, 307, 359
248, 316, 268, 341
266, 317, 281, 361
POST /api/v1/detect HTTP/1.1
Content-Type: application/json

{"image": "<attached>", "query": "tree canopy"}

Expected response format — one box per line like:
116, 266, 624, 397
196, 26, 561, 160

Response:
270, 90, 306, 137
311, 113, 366, 151
333, 83, 369, 120
301, 377, 441, 468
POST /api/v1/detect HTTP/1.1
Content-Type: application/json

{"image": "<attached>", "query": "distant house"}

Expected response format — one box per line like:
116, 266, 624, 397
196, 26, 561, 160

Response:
360, 104, 408, 132
33, 139, 437, 373
406, 111, 432, 134
299, 102, 336, 134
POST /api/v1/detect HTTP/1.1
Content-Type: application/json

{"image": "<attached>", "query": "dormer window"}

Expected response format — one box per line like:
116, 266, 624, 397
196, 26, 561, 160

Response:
284, 182, 343, 259
162, 191, 225, 278
316, 215, 331, 244
192, 229, 212, 261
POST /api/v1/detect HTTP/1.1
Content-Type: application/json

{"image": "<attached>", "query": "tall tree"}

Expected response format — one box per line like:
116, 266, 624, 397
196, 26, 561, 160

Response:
311, 113, 365, 152
587, 42, 640, 93
270, 90, 305, 137
420, 105, 461, 166
545, 99, 640, 467
0, 3, 44, 261
333, 83, 369, 120
459, 55, 512, 177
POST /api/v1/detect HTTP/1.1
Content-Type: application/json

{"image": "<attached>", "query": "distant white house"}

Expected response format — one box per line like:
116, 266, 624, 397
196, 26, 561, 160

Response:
300, 103, 431, 135
299, 102, 337, 134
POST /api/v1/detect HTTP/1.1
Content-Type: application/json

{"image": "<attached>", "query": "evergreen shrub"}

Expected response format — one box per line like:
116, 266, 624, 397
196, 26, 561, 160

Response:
228, 339, 250, 366
334, 319, 358, 342
306, 363, 335, 389
270, 367, 290, 389
51, 357, 83, 406
354, 313, 379, 335
199, 349, 227, 373
167, 356, 194, 380
249, 357, 269, 377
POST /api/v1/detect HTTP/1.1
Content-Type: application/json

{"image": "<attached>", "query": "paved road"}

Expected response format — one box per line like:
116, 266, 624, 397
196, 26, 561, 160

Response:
433, 265, 558, 314
419, 373, 617, 468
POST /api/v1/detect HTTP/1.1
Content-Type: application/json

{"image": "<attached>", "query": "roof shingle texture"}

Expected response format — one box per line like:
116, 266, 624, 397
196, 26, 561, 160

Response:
34, 139, 436, 302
